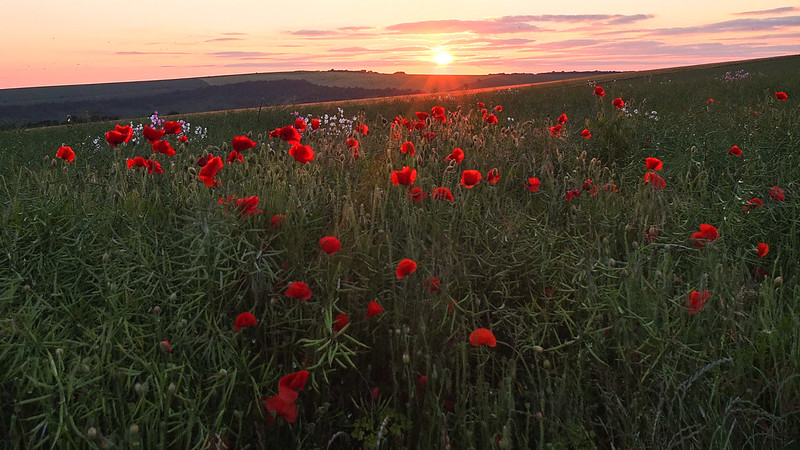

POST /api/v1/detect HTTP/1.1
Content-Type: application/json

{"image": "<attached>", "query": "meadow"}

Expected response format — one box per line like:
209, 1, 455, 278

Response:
1, 55, 799, 449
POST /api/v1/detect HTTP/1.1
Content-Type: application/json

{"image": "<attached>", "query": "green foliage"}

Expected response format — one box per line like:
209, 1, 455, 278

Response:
1, 55, 799, 448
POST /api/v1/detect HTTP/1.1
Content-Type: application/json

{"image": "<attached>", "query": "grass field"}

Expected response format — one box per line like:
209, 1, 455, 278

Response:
1, 54, 799, 449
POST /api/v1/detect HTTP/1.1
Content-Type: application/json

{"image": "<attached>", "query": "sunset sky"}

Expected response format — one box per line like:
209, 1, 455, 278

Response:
2, 1, 798, 89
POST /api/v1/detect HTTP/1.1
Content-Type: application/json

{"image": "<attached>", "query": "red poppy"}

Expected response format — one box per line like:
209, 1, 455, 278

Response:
743, 197, 764, 212
153, 140, 176, 157
612, 97, 625, 109
234, 312, 258, 331
279, 126, 302, 145
549, 124, 562, 137
431, 105, 445, 117
355, 123, 369, 135
469, 328, 497, 347
319, 236, 341, 254
565, 189, 580, 201
199, 156, 223, 187
643, 172, 666, 190
163, 121, 182, 135
583, 179, 598, 196
105, 130, 126, 147
293, 118, 307, 132
769, 186, 785, 202
444, 148, 464, 164
424, 277, 440, 292
728, 145, 742, 156
476, 102, 485, 108
581, 129, 591, 139
346, 138, 359, 149
179, 135, 188, 143
484, 114, 498, 124
645, 157, 663, 171
486, 168, 500, 184
333, 313, 349, 333
423, 131, 436, 141
391, 166, 417, 186
270, 214, 286, 229
494, 105, 503, 112
431, 187, 454, 202
400, 141, 416, 155
594, 86, 605, 97
286, 281, 312, 301
396, 258, 417, 279
414, 120, 427, 130
288, 144, 315, 164
690, 224, 718, 247
757, 242, 769, 259
557, 113, 567, 125
227, 150, 244, 163
265, 370, 310, 424
232, 136, 256, 152
415, 112, 429, 121
55, 146, 75, 162
143, 125, 166, 143
775, 91, 788, 101
159, 340, 173, 354
366, 301, 384, 318
407, 187, 427, 202
706, 98, 714, 104
417, 374, 427, 386
197, 155, 208, 167
279, 370, 309, 394
525, 177, 541, 192
265, 394, 298, 424
687, 290, 709, 315
235, 196, 262, 217
460, 170, 482, 188
126, 157, 163, 174
310, 118, 320, 130
603, 183, 618, 192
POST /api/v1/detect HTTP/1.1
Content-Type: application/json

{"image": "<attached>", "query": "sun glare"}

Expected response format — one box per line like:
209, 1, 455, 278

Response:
432, 48, 453, 66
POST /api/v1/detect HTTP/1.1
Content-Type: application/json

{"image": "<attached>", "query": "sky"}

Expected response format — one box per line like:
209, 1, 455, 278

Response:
1, 1, 799, 89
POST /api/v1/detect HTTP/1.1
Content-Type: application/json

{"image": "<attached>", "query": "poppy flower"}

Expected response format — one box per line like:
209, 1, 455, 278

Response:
583, 179, 598, 196
333, 314, 349, 333
279, 126, 302, 145
55, 146, 75, 162
557, 113, 567, 125
197, 155, 208, 167
235, 196, 262, 217
525, 177, 541, 192
444, 148, 465, 164
469, 328, 497, 347
603, 183, 618, 192
395, 259, 417, 279
494, 105, 503, 112
232, 136, 256, 152
431, 105, 445, 117
265, 370, 310, 423
346, 138, 359, 149
366, 301, 384, 318
293, 118, 307, 132
423, 131, 436, 141
431, 187, 454, 202
319, 236, 341, 254
391, 166, 417, 186
105, 130, 127, 147
153, 140, 176, 157
643, 172, 666, 190
126, 157, 163, 174
549, 124, 562, 137
757, 242, 769, 259
414, 120, 427, 130
612, 97, 625, 109
355, 123, 369, 135
775, 91, 788, 101
424, 277, 440, 292
769, 186, 785, 202
310, 118, 320, 130
743, 198, 764, 212
279, 370, 310, 395
565, 189, 580, 201
163, 121, 182, 135
288, 144, 315, 164
486, 168, 500, 184
234, 312, 258, 331
476, 102, 485, 108
400, 141, 416, 155
484, 114, 498, 124
407, 187, 427, 202
460, 170, 482, 188
143, 125, 165, 143
581, 129, 592, 139
286, 281, 312, 301
159, 340, 173, 354
594, 86, 605, 97
179, 135, 188, 143
270, 214, 286, 229
645, 157, 663, 171
264, 394, 298, 424
415, 112, 429, 121
706, 98, 714, 104
687, 290, 709, 315
199, 156, 223, 187
690, 224, 718, 247
728, 145, 742, 156
227, 150, 244, 163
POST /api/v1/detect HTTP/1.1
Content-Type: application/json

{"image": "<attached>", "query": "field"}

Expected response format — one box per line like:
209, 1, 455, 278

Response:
1, 54, 799, 449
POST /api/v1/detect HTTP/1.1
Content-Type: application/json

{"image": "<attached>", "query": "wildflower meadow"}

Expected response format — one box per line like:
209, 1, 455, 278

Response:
1, 55, 799, 448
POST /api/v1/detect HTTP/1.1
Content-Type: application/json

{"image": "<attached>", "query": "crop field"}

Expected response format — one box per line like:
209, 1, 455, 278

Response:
1, 55, 799, 449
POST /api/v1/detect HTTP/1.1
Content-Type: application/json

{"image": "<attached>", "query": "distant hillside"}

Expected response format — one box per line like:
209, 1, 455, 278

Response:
0, 70, 615, 128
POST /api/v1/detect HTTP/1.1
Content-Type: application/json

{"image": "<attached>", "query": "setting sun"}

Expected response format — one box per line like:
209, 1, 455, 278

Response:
432, 48, 453, 66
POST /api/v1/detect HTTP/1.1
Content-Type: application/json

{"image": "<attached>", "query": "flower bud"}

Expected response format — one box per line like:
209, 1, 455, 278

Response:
402, 352, 410, 364
87, 427, 97, 439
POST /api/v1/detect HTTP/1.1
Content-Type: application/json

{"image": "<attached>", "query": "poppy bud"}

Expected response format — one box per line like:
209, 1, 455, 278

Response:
102, 252, 110, 262
188, 167, 197, 176
402, 353, 410, 364
153, 306, 160, 313
23, 284, 30, 292
533, 345, 544, 353
129, 424, 139, 435
51, 158, 58, 167
44, 155, 50, 164
543, 360, 551, 370
655, 270, 663, 279
219, 369, 228, 378
55, 348, 63, 356
169, 293, 177, 301
168, 382, 177, 394
87, 427, 97, 439
774, 276, 783, 286
134, 383, 146, 395
222, 142, 228, 151
608, 258, 616, 267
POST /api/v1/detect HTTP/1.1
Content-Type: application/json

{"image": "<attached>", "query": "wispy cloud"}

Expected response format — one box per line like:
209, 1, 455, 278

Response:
648, 16, 800, 35
733, 6, 799, 16
385, 18, 542, 34
205, 37, 244, 43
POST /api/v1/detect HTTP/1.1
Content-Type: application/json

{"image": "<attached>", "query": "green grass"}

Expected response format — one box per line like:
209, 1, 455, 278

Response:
1, 55, 799, 449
